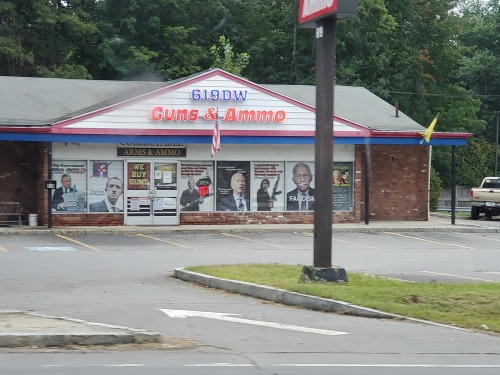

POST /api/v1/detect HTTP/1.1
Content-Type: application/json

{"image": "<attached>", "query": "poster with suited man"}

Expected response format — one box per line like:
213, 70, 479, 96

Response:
179, 162, 214, 212
216, 162, 250, 211
51, 160, 87, 212
88, 160, 124, 213
286, 162, 315, 211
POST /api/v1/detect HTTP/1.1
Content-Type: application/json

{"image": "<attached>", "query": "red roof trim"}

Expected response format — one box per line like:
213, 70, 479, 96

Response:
0, 127, 51, 133
49, 127, 366, 137
370, 131, 473, 139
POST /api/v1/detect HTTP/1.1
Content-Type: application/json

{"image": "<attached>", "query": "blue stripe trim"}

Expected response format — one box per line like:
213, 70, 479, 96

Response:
346, 138, 469, 146
0, 133, 468, 146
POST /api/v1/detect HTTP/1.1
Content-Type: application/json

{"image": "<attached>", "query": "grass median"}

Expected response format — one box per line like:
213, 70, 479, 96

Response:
186, 263, 500, 333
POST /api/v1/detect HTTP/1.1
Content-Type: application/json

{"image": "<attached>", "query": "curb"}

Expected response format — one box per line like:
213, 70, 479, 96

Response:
174, 268, 400, 319
0, 221, 499, 236
0, 310, 162, 348
174, 268, 475, 332
0, 332, 159, 348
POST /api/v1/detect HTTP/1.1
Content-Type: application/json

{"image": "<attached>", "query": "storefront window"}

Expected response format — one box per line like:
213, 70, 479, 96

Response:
251, 162, 284, 211
216, 162, 251, 211
88, 160, 124, 213
51, 160, 88, 213
332, 162, 353, 211
285, 162, 315, 211
154, 163, 177, 190
52, 159, 354, 215
179, 162, 215, 212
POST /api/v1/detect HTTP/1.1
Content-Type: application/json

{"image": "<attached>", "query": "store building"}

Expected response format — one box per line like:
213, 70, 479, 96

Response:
0, 69, 471, 226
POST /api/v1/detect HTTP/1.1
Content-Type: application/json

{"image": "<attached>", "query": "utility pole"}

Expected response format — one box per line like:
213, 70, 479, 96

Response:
297, 1, 359, 282
313, 17, 335, 268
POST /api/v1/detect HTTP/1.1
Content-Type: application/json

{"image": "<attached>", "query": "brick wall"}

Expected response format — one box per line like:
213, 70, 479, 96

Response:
0, 141, 42, 224
38, 143, 49, 225
51, 213, 124, 226
180, 211, 356, 225
356, 144, 429, 221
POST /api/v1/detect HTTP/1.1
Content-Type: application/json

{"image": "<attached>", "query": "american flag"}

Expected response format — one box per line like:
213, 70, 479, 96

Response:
210, 111, 221, 157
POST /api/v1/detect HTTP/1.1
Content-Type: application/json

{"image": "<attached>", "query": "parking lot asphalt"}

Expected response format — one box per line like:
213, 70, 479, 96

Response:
0, 214, 496, 349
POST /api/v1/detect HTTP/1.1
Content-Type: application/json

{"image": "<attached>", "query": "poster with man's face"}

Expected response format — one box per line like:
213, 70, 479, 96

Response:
332, 162, 353, 211
179, 162, 214, 212
285, 161, 315, 211
251, 162, 284, 211
216, 162, 250, 211
88, 160, 124, 213
51, 160, 88, 212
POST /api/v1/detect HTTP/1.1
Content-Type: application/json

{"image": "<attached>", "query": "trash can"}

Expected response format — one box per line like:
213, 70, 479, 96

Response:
28, 214, 38, 227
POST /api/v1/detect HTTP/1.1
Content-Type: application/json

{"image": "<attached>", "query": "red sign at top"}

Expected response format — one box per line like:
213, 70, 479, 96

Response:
298, 0, 338, 25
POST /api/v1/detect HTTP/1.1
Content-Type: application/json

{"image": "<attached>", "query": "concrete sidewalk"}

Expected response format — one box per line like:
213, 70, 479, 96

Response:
0, 214, 498, 235
0, 310, 163, 348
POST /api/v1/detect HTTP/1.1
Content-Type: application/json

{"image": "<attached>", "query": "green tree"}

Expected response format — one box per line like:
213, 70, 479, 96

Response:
0, 0, 99, 78
456, 0, 500, 143
36, 64, 92, 79
456, 138, 496, 186
156, 25, 207, 80
336, 0, 485, 138
433, 137, 495, 188
91, 0, 210, 80
429, 167, 443, 211
0, 1, 34, 75
241, 0, 315, 84
381, 1, 469, 124
210, 35, 249, 76
336, 0, 397, 95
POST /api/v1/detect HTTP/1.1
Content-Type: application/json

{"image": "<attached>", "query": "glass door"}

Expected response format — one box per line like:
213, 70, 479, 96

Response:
152, 162, 178, 224
124, 161, 179, 225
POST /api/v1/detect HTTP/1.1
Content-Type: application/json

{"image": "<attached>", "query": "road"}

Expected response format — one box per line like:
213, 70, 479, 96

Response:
1, 229, 499, 374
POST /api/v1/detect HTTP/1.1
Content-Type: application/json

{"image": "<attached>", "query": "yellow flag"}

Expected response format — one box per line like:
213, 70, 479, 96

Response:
418, 113, 439, 143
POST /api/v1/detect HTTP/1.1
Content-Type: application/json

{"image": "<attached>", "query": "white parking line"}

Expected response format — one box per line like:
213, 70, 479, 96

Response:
461, 233, 500, 243
221, 233, 289, 249
186, 363, 254, 367
384, 232, 473, 249
463, 222, 498, 229
274, 364, 500, 368
334, 239, 378, 249
136, 234, 194, 250
302, 232, 378, 249
42, 363, 500, 369
421, 270, 496, 282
